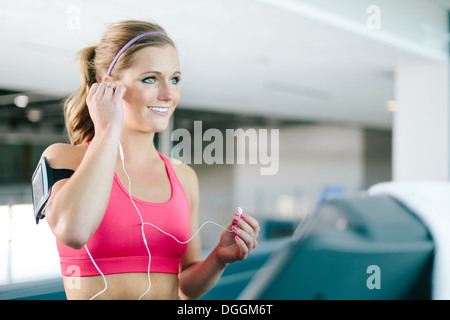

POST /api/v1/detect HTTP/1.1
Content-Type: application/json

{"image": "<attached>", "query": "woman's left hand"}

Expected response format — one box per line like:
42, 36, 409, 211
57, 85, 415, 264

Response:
215, 211, 260, 264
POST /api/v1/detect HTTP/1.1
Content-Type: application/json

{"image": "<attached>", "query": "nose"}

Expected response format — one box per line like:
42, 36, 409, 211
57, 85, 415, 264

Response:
157, 82, 174, 102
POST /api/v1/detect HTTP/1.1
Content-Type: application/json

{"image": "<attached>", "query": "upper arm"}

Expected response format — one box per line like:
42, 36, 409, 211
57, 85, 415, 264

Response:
40, 143, 86, 221
42, 143, 85, 171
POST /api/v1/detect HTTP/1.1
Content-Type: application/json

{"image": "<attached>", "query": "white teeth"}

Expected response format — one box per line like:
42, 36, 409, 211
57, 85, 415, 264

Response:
148, 107, 168, 112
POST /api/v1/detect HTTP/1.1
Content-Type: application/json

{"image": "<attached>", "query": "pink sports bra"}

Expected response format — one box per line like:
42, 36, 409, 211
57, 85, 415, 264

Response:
56, 149, 191, 276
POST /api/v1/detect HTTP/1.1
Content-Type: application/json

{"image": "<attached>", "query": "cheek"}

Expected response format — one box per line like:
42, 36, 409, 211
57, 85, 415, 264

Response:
123, 87, 156, 107
173, 87, 181, 104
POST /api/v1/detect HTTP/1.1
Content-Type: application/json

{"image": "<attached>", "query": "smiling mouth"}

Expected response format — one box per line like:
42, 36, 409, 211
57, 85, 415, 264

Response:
147, 106, 170, 115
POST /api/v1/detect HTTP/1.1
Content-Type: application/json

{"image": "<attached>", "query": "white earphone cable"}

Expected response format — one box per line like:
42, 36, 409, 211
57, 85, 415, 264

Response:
85, 244, 107, 300
120, 144, 152, 300
86, 142, 234, 300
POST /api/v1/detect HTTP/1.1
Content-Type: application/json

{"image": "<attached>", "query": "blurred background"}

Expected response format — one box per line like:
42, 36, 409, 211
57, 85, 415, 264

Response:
0, 0, 448, 297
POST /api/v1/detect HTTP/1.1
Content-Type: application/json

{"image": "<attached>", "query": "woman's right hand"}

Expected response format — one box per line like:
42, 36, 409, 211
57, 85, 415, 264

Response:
86, 81, 126, 136
45, 81, 127, 249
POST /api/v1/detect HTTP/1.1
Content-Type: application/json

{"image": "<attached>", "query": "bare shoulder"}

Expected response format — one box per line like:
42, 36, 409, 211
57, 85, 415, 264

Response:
42, 143, 88, 171
166, 157, 199, 215
167, 157, 198, 183
166, 157, 199, 190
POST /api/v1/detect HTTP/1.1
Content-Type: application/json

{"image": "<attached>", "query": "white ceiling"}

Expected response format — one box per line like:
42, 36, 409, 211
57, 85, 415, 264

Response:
0, 0, 448, 129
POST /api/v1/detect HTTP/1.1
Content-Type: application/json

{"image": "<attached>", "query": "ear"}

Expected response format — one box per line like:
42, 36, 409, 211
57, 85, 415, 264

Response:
102, 75, 114, 83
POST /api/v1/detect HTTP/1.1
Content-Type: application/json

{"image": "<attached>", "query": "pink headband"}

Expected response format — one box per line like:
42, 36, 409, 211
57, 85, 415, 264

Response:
106, 31, 166, 76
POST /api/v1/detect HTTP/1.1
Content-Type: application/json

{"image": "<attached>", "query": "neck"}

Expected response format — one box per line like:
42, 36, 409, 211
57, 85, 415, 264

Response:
118, 130, 159, 165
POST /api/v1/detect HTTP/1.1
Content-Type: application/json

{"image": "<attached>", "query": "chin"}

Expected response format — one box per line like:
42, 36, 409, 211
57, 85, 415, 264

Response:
147, 119, 171, 133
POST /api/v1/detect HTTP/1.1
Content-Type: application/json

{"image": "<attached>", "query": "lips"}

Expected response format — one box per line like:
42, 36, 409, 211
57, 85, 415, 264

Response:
147, 106, 170, 116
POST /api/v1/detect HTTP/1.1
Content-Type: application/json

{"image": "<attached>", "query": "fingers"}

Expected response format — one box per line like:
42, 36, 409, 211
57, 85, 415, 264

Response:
231, 213, 260, 257
113, 84, 126, 100
234, 213, 260, 241
103, 82, 116, 97
85, 80, 125, 133
87, 81, 126, 113
88, 81, 123, 100
97, 81, 115, 98
233, 235, 249, 260
87, 82, 99, 103
87, 81, 106, 104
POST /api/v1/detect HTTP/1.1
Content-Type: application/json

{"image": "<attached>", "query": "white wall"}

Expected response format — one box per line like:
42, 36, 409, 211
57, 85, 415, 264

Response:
394, 63, 450, 181
231, 124, 365, 219
190, 123, 365, 246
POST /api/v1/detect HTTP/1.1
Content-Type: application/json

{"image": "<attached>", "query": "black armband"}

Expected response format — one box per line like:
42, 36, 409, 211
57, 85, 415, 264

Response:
31, 156, 74, 224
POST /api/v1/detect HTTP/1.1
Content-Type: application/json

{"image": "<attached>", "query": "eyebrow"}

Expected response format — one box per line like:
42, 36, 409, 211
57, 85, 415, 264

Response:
140, 70, 182, 76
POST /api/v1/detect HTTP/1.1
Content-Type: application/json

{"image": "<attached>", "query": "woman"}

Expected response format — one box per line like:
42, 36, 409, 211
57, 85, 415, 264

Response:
42, 20, 259, 300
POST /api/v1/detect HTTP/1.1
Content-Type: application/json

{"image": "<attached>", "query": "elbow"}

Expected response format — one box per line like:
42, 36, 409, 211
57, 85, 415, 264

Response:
179, 288, 202, 301
46, 203, 96, 250
50, 215, 91, 250
62, 236, 88, 250
56, 227, 90, 250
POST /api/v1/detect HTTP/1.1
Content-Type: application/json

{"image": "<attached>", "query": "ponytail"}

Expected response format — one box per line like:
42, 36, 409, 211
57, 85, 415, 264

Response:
64, 46, 96, 145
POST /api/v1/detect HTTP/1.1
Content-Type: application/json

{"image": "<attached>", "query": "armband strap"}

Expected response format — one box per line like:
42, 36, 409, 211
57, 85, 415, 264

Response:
52, 168, 74, 183
31, 157, 74, 224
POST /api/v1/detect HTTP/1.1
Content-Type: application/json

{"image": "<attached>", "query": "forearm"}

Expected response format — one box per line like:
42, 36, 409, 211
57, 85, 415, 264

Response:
48, 130, 120, 248
179, 247, 228, 300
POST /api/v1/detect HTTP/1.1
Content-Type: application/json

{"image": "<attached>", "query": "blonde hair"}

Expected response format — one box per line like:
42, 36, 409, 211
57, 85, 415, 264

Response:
64, 20, 175, 145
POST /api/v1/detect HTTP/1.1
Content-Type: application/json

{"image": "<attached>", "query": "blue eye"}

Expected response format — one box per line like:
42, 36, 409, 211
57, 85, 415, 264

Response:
142, 75, 181, 85
170, 77, 181, 85
142, 76, 156, 84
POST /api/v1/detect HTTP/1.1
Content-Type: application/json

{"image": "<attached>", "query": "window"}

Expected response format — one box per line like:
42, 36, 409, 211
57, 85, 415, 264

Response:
0, 204, 60, 285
